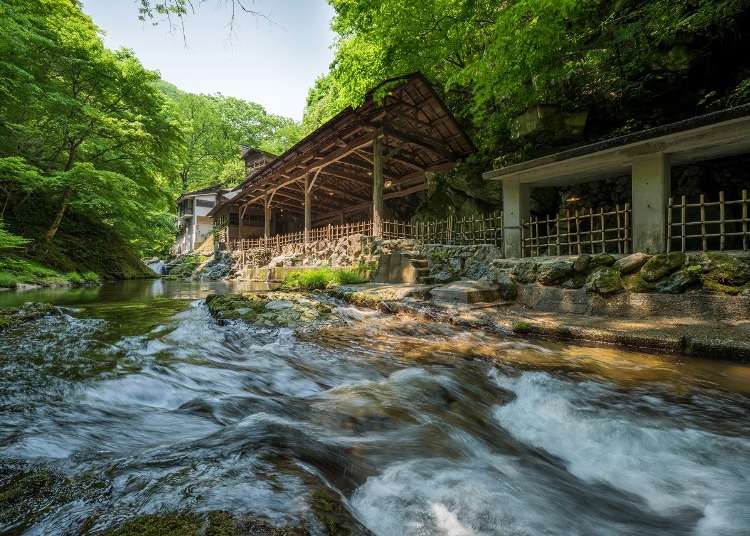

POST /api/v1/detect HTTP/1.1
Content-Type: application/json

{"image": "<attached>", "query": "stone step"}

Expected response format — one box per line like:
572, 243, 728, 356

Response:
418, 275, 436, 285
409, 259, 429, 268
430, 280, 501, 304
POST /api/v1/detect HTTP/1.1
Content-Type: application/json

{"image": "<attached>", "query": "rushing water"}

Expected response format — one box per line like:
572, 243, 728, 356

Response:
1, 281, 750, 535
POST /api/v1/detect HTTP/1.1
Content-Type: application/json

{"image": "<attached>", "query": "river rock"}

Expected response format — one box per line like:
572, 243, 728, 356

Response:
640, 252, 686, 282
537, 260, 574, 285
573, 254, 591, 273
512, 261, 538, 284
614, 252, 650, 274
586, 267, 623, 294
496, 272, 518, 300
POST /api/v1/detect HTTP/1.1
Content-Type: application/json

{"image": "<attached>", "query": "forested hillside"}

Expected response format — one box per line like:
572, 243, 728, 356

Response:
0, 0, 301, 285
303, 0, 750, 217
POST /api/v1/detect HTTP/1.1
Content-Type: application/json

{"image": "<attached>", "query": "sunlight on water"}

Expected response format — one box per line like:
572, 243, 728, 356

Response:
1, 281, 749, 535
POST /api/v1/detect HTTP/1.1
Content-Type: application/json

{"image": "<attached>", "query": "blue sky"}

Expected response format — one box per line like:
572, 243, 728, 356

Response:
81, 0, 336, 120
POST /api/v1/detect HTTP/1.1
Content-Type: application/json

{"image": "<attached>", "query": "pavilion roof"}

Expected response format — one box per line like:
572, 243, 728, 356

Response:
225, 73, 474, 222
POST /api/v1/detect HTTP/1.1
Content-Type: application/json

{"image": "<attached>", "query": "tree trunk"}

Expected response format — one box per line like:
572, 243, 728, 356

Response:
46, 186, 72, 241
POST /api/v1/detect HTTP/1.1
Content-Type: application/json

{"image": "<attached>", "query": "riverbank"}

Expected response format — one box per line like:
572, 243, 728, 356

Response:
330, 282, 750, 362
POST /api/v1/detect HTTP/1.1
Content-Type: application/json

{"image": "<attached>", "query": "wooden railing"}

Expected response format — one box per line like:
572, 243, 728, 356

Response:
228, 212, 504, 252
668, 190, 749, 252
382, 211, 503, 246
522, 204, 631, 257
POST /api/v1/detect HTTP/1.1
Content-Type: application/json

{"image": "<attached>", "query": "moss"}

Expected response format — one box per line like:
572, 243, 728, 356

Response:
0, 303, 57, 331
702, 278, 743, 295
698, 252, 750, 287
512, 321, 531, 334
102, 513, 203, 536
166, 254, 206, 279
205, 293, 266, 321
640, 252, 686, 282
622, 273, 656, 293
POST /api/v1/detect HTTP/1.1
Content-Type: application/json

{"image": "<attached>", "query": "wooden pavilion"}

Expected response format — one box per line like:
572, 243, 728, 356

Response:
215, 73, 474, 246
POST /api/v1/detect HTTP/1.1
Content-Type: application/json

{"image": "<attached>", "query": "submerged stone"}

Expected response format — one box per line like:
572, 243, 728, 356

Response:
640, 252, 686, 282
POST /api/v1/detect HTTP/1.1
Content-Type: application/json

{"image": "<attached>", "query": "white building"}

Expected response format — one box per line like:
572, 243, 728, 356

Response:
172, 185, 222, 254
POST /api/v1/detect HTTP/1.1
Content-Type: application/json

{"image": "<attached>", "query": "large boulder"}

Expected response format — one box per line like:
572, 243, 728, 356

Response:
614, 252, 650, 274
586, 267, 623, 294
640, 252, 686, 282
536, 260, 574, 285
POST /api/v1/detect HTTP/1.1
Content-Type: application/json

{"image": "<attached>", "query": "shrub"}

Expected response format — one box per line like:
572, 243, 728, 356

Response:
0, 272, 17, 288
81, 271, 101, 283
65, 272, 84, 285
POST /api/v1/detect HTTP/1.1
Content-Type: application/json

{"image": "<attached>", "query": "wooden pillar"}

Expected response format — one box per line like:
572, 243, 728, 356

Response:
238, 204, 246, 241
304, 174, 311, 246
372, 136, 384, 237
264, 192, 271, 238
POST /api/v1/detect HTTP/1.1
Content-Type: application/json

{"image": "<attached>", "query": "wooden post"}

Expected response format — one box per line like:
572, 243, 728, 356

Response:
743, 190, 748, 252
238, 204, 246, 241
304, 174, 311, 247
719, 191, 726, 251
264, 192, 271, 239
372, 135, 384, 237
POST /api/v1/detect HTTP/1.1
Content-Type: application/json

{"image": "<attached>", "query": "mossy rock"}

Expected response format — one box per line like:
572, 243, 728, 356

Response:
102, 511, 307, 536
702, 278, 743, 295
586, 267, 623, 294
205, 293, 266, 322
572, 254, 591, 273
0, 461, 109, 531
695, 252, 750, 287
655, 265, 701, 294
309, 486, 372, 536
589, 253, 615, 269
0, 302, 58, 332
640, 252, 685, 282
622, 273, 656, 293
536, 260, 573, 285
512, 261, 538, 284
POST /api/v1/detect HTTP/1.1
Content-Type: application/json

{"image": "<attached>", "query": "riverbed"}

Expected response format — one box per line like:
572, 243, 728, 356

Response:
1, 281, 749, 535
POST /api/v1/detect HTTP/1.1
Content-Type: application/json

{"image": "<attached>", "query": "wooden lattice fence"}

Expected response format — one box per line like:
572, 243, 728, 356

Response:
667, 191, 749, 252
382, 211, 504, 246
522, 205, 631, 257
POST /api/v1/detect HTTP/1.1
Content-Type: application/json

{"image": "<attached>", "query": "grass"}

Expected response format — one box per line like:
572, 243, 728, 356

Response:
0, 257, 101, 288
280, 267, 369, 290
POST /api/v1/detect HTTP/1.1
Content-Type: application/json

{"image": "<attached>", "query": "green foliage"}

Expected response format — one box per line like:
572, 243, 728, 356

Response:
281, 267, 369, 290
159, 82, 304, 191
0, 218, 28, 250
307, 0, 750, 162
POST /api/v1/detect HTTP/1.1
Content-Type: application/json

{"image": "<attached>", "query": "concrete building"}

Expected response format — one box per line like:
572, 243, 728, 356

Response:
483, 104, 750, 258
173, 185, 222, 254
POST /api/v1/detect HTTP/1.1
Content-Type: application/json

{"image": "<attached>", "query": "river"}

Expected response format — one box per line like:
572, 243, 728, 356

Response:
1, 280, 749, 535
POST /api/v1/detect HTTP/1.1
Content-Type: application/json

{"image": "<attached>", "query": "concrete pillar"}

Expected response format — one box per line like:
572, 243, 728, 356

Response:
304, 174, 311, 246
502, 176, 530, 259
372, 136, 384, 237
264, 192, 271, 238
632, 153, 671, 253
